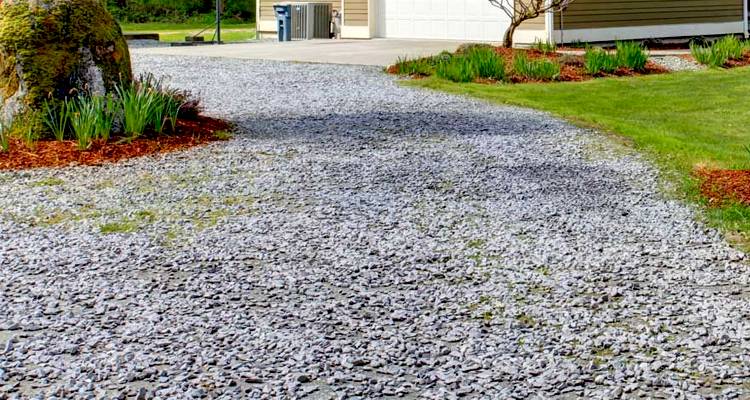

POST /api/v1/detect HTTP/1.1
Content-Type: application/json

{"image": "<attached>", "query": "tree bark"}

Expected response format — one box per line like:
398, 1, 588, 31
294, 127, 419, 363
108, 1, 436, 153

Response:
503, 21, 519, 48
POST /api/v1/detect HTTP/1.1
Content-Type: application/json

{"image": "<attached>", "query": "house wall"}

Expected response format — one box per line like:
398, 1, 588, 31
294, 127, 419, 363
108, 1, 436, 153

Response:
554, 0, 743, 30
514, 0, 745, 44
258, 0, 372, 38
552, 0, 745, 43
344, 0, 368, 26
516, 14, 548, 44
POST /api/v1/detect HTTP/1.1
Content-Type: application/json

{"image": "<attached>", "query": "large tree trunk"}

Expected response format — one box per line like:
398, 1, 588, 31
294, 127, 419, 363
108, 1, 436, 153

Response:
502, 21, 519, 48
0, 0, 132, 125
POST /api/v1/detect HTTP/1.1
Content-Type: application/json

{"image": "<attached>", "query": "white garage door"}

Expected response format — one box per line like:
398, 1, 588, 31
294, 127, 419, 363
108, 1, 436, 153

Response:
377, 0, 510, 41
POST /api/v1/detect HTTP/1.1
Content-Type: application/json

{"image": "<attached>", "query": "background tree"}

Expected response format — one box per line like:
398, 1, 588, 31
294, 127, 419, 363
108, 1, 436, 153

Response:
489, 0, 574, 47
106, 0, 255, 23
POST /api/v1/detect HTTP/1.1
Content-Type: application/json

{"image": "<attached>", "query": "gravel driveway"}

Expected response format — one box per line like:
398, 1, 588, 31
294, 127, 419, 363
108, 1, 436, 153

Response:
1, 55, 748, 399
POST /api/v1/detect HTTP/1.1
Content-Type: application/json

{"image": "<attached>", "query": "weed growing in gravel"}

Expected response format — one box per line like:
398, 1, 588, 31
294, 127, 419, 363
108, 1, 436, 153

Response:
516, 313, 537, 328
513, 54, 560, 81
32, 177, 64, 187
100, 221, 138, 234
214, 130, 233, 140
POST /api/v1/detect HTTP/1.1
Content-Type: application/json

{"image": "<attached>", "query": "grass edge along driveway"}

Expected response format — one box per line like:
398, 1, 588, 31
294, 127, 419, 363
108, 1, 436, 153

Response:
404, 67, 750, 248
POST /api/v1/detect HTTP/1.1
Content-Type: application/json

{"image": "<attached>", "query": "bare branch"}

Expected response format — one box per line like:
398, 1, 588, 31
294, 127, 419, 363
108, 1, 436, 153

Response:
490, 0, 575, 47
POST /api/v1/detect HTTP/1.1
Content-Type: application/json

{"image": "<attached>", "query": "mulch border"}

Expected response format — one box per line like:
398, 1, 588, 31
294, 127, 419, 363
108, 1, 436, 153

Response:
0, 115, 231, 171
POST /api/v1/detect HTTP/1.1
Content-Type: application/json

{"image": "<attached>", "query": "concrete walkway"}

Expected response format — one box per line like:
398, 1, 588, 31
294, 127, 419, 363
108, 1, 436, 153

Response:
130, 38, 472, 66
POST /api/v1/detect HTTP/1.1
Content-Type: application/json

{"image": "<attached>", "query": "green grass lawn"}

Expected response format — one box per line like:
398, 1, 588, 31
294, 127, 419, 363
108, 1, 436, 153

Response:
405, 67, 750, 244
121, 21, 256, 43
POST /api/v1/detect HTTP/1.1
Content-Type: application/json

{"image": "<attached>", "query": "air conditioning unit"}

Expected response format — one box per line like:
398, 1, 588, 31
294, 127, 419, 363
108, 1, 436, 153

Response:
289, 2, 332, 40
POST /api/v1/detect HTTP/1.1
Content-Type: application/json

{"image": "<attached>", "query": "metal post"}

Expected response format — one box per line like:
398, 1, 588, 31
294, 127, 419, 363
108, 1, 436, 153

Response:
216, 0, 222, 44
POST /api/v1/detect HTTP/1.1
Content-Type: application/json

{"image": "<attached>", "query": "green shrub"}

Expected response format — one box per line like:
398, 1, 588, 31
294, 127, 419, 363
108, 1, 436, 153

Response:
436, 57, 477, 83
532, 39, 557, 54
465, 47, 506, 80
513, 54, 560, 81
616, 41, 649, 71
584, 47, 619, 74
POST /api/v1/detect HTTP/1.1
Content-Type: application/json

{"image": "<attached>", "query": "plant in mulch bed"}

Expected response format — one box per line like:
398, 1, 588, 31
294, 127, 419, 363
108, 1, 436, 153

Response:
43, 100, 71, 142
68, 98, 100, 150
584, 47, 620, 75
0, 72, 223, 170
392, 56, 437, 76
691, 35, 749, 68
513, 53, 560, 81
0, 121, 8, 152
532, 39, 557, 54
616, 41, 649, 71
466, 47, 507, 80
436, 56, 478, 83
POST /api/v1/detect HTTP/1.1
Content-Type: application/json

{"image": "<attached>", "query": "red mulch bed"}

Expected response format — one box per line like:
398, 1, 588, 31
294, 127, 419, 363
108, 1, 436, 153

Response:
388, 47, 668, 83
725, 53, 750, 68
501, 48, 667, 83
696, 169, 750, 206
0, 115, 230, 171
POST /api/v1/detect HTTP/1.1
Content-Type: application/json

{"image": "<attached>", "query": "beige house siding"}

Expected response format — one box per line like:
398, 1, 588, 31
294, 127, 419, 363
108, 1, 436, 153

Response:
344, 0, 368, 26
554, 0, 744, 30
519, 15, 546, 30
259, 0, 344, 25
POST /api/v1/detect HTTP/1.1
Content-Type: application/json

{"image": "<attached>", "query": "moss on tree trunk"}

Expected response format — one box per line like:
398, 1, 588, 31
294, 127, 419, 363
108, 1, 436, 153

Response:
0, 0, 132, 127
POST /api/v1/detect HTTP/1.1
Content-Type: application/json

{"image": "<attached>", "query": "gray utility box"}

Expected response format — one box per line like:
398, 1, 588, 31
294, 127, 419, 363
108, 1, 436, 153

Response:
289, 2, 332, 40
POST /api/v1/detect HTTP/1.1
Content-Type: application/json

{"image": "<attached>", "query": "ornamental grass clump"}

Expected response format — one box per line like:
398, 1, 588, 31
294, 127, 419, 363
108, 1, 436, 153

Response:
117, 84, 157, 141
513, 53, 560, 81
69, 98, 99, 150
43, 100, 70, 142
584, 47, 619, 74
616, 41, 649, 71
436, 56, 478, 83
690, 36, 745, 68
532, 39, 557, 54
714, 35, 745, 61
90, 95, 116, 141
393, 56, 436, 76
0, 121, 8, 152
465, 47, 506, 80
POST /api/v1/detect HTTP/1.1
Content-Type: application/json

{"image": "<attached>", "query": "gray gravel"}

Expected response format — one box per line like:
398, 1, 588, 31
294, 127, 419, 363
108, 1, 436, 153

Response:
650, 55, 704, 71
0, 54, 748, 399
